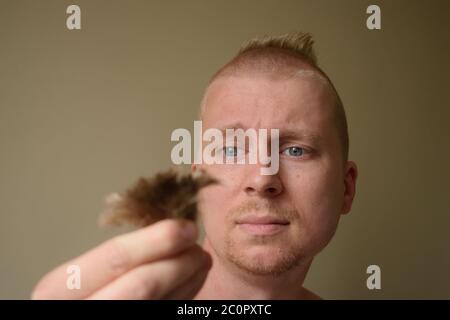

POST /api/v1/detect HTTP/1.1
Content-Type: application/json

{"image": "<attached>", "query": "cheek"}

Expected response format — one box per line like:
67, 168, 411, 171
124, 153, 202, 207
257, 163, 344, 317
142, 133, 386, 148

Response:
283, 163, 344, 241
285, 160, 343, 202
197, 164, 242, 235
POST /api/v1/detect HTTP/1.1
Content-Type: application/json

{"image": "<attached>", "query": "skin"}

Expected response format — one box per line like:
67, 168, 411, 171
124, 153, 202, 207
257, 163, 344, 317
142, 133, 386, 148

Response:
32, 66, 357, 300
193, 71, 357, 299
31, 219, 212, 299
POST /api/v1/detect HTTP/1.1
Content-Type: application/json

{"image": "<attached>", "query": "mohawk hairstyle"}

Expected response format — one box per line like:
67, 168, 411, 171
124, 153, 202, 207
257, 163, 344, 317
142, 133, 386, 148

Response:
238, 32, 318, 66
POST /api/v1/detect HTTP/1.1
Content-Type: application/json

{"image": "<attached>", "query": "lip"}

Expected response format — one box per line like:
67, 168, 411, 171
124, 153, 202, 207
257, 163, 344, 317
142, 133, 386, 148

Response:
236, 215, 290, 225
235, 215, 290, 236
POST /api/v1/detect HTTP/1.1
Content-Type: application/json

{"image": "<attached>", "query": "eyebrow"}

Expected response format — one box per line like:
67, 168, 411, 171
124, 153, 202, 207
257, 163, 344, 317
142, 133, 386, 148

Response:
279, 129, 323, 145
215, 122, 323, 145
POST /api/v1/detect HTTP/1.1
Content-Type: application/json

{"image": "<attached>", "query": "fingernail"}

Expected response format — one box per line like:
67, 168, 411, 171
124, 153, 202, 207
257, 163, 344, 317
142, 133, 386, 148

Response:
181, 222, 196, 240
204, 253, 213, 269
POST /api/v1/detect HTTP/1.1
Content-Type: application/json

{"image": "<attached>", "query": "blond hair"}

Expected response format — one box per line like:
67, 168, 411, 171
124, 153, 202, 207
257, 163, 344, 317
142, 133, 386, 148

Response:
201, 32, 349, 161
239, 32, 318, 66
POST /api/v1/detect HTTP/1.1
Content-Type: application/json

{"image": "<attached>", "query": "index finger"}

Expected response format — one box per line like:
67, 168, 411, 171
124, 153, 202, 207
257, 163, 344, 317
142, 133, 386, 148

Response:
32, 219, 198, 299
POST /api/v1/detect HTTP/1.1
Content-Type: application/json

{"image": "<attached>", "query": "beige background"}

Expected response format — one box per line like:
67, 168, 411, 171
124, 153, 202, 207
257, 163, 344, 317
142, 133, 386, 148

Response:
1, 0, 449, 299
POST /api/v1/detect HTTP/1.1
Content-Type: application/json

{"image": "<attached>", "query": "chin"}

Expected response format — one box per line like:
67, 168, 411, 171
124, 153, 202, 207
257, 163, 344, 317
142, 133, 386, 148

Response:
227, 243, 302, 276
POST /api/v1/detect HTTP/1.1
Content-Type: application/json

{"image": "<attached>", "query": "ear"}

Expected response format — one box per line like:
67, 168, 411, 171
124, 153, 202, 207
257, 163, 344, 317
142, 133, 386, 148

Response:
341, 161, 358, 215
191, 164, 197, 173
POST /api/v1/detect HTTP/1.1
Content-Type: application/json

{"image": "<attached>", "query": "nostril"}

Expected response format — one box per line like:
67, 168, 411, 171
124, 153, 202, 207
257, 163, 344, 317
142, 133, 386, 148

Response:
245, 187, 256, 194
267, 187, 277, 194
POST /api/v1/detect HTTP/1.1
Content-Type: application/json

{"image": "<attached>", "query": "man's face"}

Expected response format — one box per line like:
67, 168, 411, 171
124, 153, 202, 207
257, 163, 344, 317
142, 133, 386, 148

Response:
197, 72, 352, 276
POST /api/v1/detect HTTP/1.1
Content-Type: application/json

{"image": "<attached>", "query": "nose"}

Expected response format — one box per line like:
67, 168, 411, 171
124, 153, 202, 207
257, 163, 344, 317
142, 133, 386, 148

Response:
244, 166, 283, 198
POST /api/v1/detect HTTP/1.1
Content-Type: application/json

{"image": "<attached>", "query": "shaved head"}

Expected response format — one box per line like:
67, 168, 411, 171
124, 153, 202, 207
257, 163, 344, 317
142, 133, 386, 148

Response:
200, 33, 349, 161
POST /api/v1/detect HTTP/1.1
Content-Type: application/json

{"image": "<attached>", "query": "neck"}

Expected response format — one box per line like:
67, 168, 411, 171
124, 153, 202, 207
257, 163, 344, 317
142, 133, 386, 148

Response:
194, 238, 320, 300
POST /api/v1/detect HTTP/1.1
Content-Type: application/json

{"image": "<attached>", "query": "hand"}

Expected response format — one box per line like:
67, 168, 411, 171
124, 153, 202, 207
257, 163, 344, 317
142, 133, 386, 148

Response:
31, 219, 212, 299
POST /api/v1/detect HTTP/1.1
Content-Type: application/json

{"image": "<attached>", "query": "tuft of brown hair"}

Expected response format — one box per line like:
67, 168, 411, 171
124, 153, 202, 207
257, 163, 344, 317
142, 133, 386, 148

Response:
99, 168, 218, 228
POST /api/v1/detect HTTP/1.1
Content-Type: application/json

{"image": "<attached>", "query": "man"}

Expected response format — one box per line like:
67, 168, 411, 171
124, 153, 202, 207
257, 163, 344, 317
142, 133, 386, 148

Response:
32, 32, 357, 300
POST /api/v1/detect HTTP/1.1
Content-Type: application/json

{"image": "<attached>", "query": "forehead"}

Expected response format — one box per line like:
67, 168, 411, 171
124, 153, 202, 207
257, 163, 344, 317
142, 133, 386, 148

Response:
202, 74, 337, 135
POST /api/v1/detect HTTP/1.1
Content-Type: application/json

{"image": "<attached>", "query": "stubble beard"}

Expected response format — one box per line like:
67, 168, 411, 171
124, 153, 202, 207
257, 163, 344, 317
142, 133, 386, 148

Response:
222, 200, 306, 277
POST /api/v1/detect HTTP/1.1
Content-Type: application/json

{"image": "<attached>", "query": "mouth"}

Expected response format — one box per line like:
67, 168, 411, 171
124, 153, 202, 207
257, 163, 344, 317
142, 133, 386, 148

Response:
235, 215, 290, 236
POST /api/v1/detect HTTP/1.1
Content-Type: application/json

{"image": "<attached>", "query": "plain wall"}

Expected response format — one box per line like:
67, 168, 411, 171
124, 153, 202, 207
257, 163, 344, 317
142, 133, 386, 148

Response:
0, 0, 449, 299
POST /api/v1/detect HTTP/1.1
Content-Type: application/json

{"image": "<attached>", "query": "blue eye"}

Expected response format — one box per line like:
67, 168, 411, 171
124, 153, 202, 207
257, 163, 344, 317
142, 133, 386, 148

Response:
224, 146, 238, 157
283, 146, 305, 157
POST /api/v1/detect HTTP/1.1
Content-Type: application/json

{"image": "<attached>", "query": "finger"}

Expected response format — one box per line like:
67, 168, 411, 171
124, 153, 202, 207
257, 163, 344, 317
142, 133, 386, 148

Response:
163, 252, 212, 300
86, 245, 209, 300
32, 219, 198, 299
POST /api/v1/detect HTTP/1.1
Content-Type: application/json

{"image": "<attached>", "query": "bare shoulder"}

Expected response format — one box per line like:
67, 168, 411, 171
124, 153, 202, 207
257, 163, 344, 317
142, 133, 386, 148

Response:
302, 288, 322, 300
